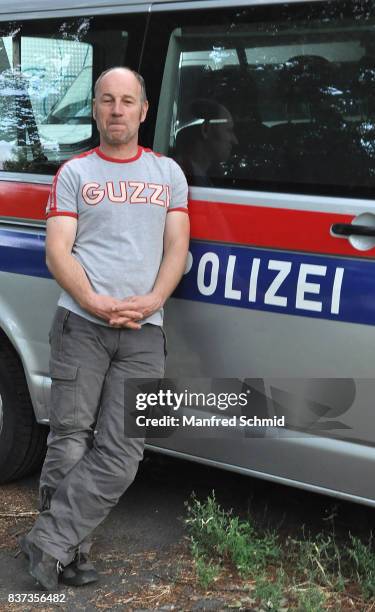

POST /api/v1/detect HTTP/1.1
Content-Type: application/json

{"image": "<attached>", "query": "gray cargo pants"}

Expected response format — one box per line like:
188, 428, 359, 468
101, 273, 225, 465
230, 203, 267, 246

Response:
27, 307, 166, 566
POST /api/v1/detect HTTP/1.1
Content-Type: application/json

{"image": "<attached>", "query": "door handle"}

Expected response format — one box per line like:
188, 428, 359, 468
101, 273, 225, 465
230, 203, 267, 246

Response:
331, 223, 375, 238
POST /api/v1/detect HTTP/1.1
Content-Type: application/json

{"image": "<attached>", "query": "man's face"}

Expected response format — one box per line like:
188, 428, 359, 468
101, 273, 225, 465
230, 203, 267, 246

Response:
93, 69, 148, 147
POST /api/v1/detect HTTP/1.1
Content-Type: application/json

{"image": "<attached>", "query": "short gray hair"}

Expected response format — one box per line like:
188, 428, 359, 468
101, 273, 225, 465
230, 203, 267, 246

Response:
94, 67, 147, 104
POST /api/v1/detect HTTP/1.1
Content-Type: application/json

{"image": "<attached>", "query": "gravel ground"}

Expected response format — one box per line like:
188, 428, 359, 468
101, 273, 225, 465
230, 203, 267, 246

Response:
0, 453, 374, 610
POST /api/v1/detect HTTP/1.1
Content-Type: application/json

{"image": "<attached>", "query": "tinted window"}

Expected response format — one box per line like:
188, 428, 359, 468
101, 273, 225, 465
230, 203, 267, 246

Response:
0, 14, 145, 175
150, 1, 375, 198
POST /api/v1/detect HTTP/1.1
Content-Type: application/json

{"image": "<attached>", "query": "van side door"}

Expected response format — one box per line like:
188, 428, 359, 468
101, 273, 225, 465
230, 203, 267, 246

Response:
141, 0, 375, 505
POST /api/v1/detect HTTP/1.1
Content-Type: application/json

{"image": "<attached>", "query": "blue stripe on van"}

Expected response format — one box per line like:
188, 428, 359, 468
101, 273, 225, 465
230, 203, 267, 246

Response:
1, 229, 375, 326
174, 241, 375, 327
0, 229, 50, 279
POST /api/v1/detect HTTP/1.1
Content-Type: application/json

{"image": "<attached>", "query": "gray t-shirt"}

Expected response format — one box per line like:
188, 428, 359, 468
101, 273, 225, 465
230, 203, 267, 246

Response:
46, 146, 189, 326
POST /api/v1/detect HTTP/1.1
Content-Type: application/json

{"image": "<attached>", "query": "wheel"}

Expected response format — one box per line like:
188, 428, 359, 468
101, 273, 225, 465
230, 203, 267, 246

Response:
0, 341, 48, 484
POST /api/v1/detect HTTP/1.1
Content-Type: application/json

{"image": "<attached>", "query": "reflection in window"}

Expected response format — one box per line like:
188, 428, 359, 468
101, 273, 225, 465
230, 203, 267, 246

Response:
157, 6, 375, 197
0, 26, 94, 173
0, 19, 128, 174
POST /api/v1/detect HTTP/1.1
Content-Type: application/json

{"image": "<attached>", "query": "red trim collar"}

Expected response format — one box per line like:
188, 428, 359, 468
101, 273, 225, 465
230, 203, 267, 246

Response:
94, 146, 142, 163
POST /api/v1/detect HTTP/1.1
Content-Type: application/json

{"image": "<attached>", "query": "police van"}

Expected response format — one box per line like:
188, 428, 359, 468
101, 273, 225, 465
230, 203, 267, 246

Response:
1, 0, 375, 506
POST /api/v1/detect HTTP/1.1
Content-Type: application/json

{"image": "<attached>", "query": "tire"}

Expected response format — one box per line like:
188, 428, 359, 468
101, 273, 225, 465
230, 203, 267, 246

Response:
0, 340, 48, 484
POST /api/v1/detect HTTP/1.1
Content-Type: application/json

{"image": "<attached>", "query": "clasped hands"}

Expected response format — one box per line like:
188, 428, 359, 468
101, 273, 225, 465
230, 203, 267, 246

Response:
87, 291, 163, 329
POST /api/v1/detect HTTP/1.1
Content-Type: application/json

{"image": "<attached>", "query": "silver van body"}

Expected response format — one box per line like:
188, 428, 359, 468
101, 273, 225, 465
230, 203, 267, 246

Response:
1, 0, 375, 506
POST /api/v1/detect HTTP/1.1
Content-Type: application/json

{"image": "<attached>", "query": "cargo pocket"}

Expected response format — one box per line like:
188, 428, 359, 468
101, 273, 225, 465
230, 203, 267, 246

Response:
49, 358, 78, 431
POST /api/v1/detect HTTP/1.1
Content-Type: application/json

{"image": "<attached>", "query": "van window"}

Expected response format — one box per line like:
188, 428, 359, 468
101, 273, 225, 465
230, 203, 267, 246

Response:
0, 14, 145, 175
0, 35, 93, 151
154, 6, 375, 197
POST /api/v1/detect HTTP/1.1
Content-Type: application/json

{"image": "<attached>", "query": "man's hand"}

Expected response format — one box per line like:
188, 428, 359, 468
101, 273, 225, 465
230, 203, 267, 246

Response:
109, 291, 163, 327
85, 294, 143, 328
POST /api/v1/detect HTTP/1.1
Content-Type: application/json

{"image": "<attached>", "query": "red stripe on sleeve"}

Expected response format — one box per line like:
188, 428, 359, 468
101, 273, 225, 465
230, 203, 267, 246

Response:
50, 164, 65, 212
167, 207, 189, 214
46, 211, 79, 219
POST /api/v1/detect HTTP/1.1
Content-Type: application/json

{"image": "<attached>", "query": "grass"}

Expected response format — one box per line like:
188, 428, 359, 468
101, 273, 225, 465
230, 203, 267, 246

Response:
191, 541, 221, 589
292, 531, 345, 590
184, 491, 375, 609
296, 585, 326, 611
254, 569, 286, 610
185, 491, 280, 579
347, 533, 375, 599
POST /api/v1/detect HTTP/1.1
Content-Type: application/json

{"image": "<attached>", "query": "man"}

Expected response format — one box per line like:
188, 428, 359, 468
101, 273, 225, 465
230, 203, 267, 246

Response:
19, 66, 190, 590
175, 99, 238, 186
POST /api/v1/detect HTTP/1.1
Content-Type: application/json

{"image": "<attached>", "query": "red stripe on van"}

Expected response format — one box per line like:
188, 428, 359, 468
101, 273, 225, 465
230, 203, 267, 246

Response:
188, 200, 367, 257
0, 181, 50, 220
0, 183, 370, 258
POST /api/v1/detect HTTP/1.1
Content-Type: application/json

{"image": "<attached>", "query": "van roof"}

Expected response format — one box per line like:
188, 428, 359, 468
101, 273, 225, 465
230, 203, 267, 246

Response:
0, 0, 321, 18
0, 0, 152, 18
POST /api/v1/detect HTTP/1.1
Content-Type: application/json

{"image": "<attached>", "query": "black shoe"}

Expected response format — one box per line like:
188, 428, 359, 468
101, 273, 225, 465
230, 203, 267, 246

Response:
18, 535, 61, 591
60, 552, 98, 587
